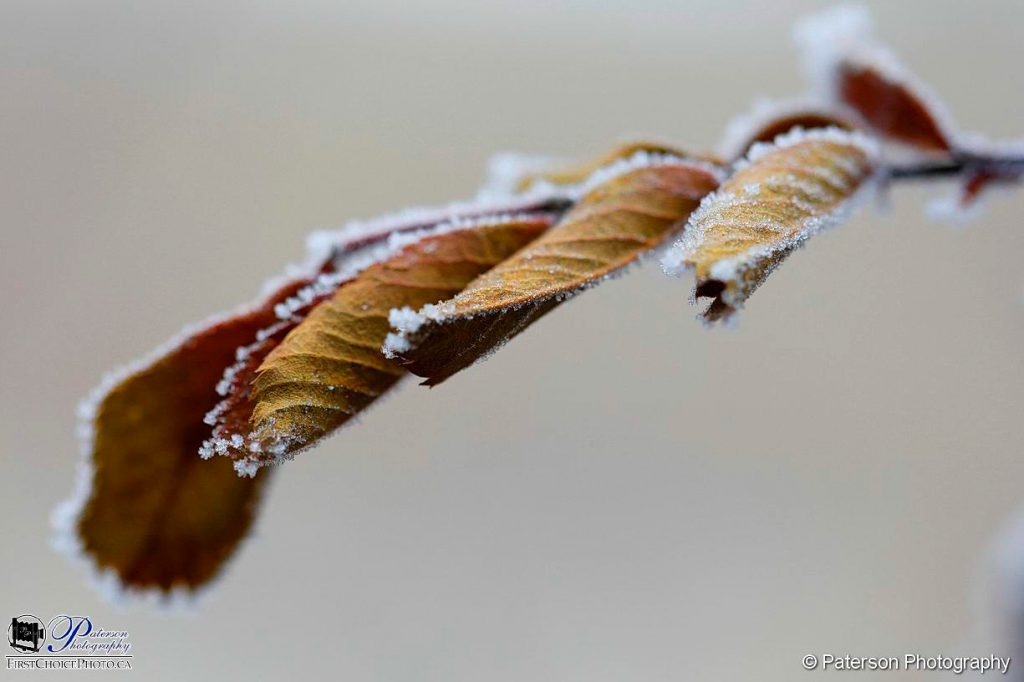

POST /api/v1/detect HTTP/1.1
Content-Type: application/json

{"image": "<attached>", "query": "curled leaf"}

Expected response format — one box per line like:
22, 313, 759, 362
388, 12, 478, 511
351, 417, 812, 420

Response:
662, 128, 877, 323
717, 98, 856, 160
201, 194, 576, 471
52, 274, 323, 595
214, 214, 556, 474
57, 190, 568, 599
835, 62, 951, 153
386, 154, 722, 385
795, 5, 955, 153
514, 140, 718, 192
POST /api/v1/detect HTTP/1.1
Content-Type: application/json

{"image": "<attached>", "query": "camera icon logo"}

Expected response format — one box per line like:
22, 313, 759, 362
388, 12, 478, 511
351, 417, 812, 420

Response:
8, 615, 47, 654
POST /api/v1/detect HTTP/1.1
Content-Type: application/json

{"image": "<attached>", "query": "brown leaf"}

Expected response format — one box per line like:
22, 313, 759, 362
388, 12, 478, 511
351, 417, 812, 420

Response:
795, 6, 954, 154
515, 141, 721, 192
216, 214, 556, 473
202, 196, 579, 469
836, 62, 952, 153
55, 274, 322, 594
662, 129, 877, 323
718, 99, 857, 161
58, 194, 564, 597
388, 159, 722, 385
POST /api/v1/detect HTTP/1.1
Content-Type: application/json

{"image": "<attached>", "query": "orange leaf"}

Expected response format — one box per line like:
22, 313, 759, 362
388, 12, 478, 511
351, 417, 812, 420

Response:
515, 141, 720, 192
212, 214, 556, 474
662, 129, 877, 323
57, 193, 566, 597
387, 157, 722, 385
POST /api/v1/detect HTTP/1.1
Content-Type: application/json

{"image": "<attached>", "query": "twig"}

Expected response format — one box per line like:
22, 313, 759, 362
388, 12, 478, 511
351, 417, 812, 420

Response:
886, 153, 1024, 181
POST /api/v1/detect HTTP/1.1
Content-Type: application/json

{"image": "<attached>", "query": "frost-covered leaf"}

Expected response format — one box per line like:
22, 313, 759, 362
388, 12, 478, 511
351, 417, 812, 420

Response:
52, 274, 322, 595
795, 5, 955, 153
662, 128, 877, 323
514, 141, 719, 192
717, 98, 856, 160
57, 191, 565, 598
215, 214, 555, 474
387, 156, 722, 385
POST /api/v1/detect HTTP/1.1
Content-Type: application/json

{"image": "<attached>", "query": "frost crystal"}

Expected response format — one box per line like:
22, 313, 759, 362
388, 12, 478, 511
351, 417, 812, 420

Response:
661, 127, 879, 321
475, 151, 563, 200
207, 211, 559, 475
55, 304, 291, 605
793, 4, 874, 98
717, 97, 854, 160
383, 151, 724, 358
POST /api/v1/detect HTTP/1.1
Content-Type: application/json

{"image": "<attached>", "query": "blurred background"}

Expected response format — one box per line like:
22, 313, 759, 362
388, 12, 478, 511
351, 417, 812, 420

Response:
3, 1, 1024, 679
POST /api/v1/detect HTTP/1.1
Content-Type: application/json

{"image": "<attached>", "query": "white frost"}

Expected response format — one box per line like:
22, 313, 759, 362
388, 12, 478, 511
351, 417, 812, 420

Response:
742, 125, 880, 168
574, 150, 724, 197
384, 151, 725, 359
210, 211, 559, 475
793, 4, 874, 99
717, 97, 853, 161
57, 150, 580, 602
54, 302, 297, 606
475, 151, 564, 200
388, 306, 426, 334
793, 4, 959, 150
661, 127, 880, 316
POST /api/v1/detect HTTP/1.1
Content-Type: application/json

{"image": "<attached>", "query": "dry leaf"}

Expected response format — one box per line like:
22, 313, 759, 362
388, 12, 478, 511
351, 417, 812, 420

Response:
201, 195, 576, 471
835, 63, 952, 153
515, 141, 719, 192
795, 5, 954, 153
53, 274, 323, 594
56, 5, 1020, 606
387, 157, 722, 385
57, 193, 565, 597
214, 214, 556, 474
717, 99, 856, 161
662, 129, 877, 323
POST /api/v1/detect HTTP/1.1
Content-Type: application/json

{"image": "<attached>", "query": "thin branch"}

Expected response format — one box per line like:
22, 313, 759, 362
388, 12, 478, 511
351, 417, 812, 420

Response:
886, 153, 1024, 181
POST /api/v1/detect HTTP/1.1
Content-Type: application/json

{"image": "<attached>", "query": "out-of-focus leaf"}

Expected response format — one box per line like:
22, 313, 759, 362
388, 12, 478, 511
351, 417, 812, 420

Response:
515, 141, 720, 191
662, 129, 877, 323
835, 63, 952, 152
219, 214, 555, 473
718, 99, 857, 161
961, 166, 1023, 207
55, 275, 321, 594
388, 159, 722, 386
795, 5, 954, 154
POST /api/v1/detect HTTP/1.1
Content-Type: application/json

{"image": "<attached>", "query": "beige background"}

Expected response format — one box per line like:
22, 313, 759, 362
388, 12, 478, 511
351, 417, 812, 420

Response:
3, 1, 1024, 679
